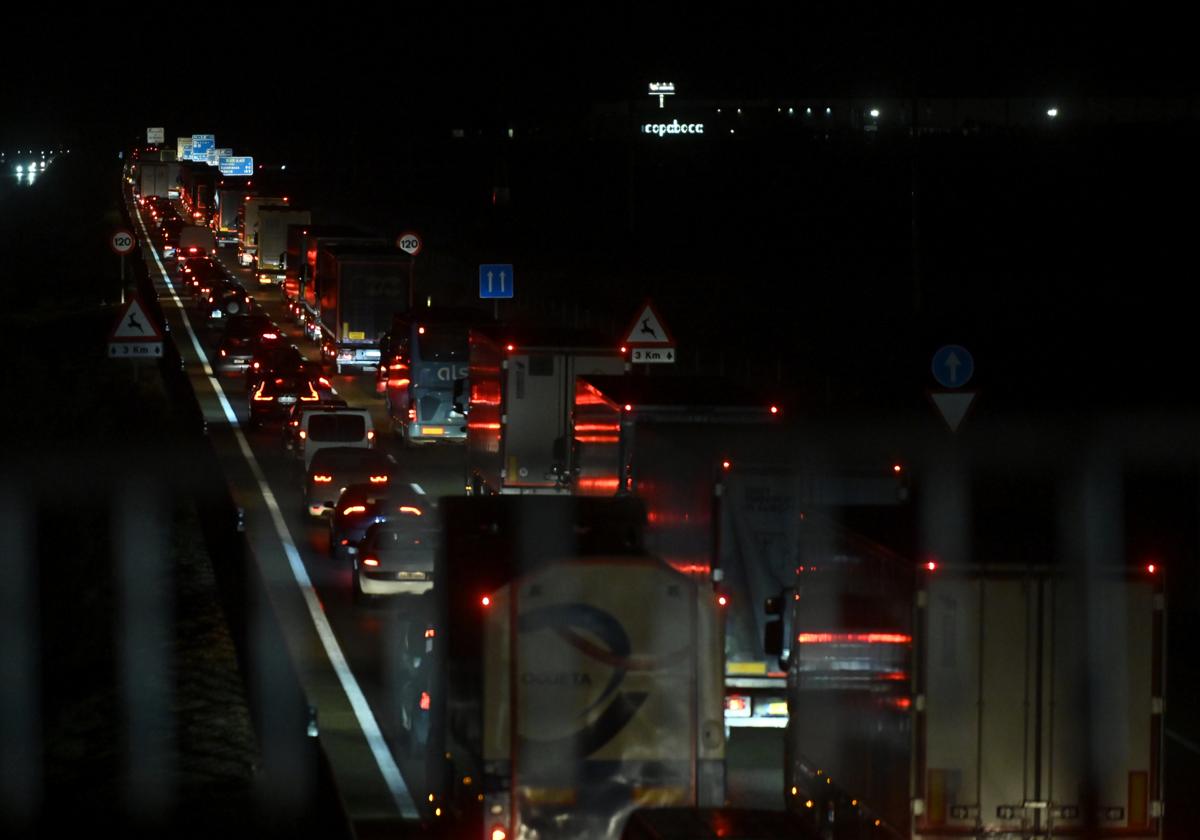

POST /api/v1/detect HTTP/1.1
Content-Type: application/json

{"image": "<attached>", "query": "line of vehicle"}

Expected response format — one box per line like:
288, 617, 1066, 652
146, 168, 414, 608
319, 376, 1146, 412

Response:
132, 200, 418, 819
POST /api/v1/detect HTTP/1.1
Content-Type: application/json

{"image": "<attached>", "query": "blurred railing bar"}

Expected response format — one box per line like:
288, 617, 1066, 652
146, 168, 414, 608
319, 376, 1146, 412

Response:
0, 484, 41, 829
117, 478, 175, 822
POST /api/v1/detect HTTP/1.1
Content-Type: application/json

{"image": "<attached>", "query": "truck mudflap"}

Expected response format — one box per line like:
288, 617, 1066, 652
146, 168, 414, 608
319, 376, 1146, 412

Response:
482, 558, 725, 840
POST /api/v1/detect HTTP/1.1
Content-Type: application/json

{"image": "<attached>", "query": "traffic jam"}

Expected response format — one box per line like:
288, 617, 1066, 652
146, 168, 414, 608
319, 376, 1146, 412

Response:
118, 136, 1167, 840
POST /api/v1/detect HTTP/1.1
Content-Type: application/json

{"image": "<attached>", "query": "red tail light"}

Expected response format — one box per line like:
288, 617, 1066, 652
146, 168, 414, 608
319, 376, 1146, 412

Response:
342, 505, 367, 516
366, 430, 375, 441
491, 827, 507, 840
251, 383, 273, 401
362, 556, 380, 567
419, 691, 431, 711
424, 627, 435, 638
368, 475, 388, 484
717, 594, 729, 607
312, 474, 333, 483
398, 506, 423, 516
481, 596, 491, 607
407, 408, 416, 421
261, 332, 278, 340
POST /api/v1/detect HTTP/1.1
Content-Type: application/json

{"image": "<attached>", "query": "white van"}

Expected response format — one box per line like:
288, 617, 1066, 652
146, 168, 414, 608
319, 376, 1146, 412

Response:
298, 406, 375, 471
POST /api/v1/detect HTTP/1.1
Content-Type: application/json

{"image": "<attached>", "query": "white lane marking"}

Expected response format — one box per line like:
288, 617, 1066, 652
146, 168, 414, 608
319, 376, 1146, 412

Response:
409, 483, 426, 496
132, 202, 419, 819
1168, 728, 1200, 757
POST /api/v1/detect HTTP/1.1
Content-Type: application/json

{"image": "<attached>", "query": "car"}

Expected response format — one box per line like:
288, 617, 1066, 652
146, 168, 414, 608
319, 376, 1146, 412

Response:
303, 446, 395, 519
296, 406, 375, 471
204, 280, 252, 321
283, 397, 348, 454
330, 483, 420, 562
215, 314, 280, 372
246, 341, 306, 394
351, 511, 437, 603
249, 373, 323, 428
160, 217, 184, 259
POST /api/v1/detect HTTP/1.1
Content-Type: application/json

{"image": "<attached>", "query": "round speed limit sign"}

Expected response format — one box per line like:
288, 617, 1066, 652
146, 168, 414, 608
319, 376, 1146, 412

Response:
396, 231, 422, 256
111, 229, 137, 255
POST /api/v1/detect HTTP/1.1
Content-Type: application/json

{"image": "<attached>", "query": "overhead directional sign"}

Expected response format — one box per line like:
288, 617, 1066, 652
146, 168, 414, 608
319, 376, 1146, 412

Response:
479, 264, 513, 299
190, 134, 215, 157
176, 137, 192, 159
219, 156, 254, 176
931, 344, 974, 388
929, 390, 977, 433
108, 295, 164, 358
147, 127, 165, 145
110, 229, 136, 255
623, 300, 676, 348
205, 148, 232, 166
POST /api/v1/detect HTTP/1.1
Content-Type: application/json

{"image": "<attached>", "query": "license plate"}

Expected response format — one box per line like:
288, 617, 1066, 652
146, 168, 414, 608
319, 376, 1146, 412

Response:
278, 396, 297, 405
421, 426, 445, 436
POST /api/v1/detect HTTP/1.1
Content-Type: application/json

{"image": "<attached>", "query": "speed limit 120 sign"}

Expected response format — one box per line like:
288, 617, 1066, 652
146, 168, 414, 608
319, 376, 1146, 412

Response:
111, 230, 137, 255
396, 231, 422, 256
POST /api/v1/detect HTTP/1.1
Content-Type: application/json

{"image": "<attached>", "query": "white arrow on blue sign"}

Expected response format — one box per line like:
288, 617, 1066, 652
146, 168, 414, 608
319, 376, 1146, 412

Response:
931, 344, 974, 388
479, 264, 514, 299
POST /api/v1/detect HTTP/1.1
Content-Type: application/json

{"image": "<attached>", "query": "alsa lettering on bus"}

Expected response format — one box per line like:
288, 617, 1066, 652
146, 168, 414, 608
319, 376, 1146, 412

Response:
641, 119, 705, 137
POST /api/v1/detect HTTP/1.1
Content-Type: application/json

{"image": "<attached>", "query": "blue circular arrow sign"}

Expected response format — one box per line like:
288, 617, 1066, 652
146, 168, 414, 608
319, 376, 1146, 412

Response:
931, 345, 974, 388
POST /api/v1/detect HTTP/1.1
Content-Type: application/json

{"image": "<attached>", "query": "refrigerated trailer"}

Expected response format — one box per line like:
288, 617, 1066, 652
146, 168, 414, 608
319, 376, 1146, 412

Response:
465, 329, 626, 495
418, 495, 726, 840
911, 564, 1164, 839
255, 206, 311, 284
769, 559, 1165, 839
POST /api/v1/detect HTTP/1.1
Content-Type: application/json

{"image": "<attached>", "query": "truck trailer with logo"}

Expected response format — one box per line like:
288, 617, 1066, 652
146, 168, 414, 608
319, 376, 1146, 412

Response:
412, 495, 726, 840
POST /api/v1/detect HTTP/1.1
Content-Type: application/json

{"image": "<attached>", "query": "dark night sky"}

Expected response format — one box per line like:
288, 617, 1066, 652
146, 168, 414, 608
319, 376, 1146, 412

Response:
2, 4, 1195, 147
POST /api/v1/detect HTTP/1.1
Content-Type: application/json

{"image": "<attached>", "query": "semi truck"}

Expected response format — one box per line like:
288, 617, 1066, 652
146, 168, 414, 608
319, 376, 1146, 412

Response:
411, 495, 726, 840
212, 179, 253, 245
136, 160, 179, 199
178, 162, 216, 225
565, 375, 910, 736
312, 244, 411, 372
766, 558, 1166, 839
377, 306, 483, 445
465, 328, 626, 495
254, 206, 311, 285
238, 195, 290, 266
284, 226, 386, 333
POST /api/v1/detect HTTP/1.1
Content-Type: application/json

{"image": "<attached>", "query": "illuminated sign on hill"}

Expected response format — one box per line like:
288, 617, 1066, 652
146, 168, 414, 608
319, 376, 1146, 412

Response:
641, 120, 704, 137
648, 81, 676, 108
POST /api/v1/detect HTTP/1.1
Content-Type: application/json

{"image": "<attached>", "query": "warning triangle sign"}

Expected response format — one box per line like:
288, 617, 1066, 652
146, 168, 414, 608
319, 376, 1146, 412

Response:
929, 390, 977, 433
109, 295, 163, 341
623, 299, 676, 347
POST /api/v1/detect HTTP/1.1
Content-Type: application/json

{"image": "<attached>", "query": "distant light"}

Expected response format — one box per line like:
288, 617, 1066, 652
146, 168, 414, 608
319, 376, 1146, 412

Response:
736, 107, 742, 114
619, 345, 627, 353
893, 464, 902, 473
481, 595, 491, 607
717, 594, 729, 607
722, 460, 732, 471
507, 128, 514, 138
825, 107, 832, 115
15, 165, 22, 173
805, 107, 812, 115
1047, 108, 1059, 118
281, 164, 287, 170
623, 404, 633, 412
716, 108, 722, 113
769, 405, 779, 415
925, 561, 937, 572
729, 129, 735, 134
869, 108, 880, 118
788, 107, 794, 115
1147, 563, 1157, 574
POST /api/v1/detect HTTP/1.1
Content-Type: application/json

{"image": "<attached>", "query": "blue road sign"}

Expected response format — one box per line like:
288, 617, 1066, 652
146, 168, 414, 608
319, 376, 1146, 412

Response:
219, 156, 254, 176
931, 344, 975, 388
479, 264, 514, 299
191, 134, 215, 156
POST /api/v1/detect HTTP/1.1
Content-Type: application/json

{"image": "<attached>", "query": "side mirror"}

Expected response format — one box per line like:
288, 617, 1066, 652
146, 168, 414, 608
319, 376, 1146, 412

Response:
452, 378, 466, 414
764, 619, 784, 658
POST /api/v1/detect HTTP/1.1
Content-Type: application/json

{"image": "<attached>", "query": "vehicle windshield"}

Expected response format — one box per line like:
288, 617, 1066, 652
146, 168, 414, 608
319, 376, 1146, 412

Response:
414, 325, 468, 361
